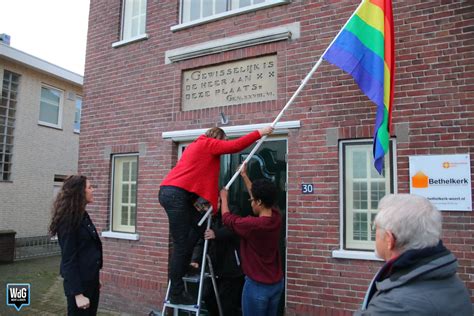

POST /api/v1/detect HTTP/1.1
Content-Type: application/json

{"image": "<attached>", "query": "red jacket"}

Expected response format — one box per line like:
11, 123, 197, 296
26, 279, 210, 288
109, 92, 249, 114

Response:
222, 209, 283, 284
161, 130, 261, 212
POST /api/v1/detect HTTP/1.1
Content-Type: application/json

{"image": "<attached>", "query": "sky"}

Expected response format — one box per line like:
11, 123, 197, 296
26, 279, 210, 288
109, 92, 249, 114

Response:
0, 0, 90, 75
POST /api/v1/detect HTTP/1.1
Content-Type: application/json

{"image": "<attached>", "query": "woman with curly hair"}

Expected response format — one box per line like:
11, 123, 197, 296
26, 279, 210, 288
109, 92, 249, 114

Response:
49, 175, 103, 315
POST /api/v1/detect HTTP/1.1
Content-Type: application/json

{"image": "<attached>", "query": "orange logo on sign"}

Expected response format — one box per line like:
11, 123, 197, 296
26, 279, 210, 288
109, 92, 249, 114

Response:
412, 171, 429, 188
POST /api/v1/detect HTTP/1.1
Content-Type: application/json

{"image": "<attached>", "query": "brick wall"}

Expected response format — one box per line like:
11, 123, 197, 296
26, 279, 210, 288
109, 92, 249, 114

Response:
81, 0, 473, 314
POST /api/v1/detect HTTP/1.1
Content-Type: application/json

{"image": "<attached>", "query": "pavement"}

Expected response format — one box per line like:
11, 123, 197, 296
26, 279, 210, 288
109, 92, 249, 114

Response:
0, 255, 121, 316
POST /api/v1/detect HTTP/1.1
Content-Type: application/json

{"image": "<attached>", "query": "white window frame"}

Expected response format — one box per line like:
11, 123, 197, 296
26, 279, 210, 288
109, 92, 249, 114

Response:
74, 95, 82, 133
109, 154, 139, 234
113, 0, 148, 47
38, 84, 63, 129
173, 0, 289, 31
332, 139, 397, 261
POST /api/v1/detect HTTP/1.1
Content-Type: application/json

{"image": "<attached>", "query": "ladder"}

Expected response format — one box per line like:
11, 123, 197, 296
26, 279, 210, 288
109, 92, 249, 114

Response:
161, 216, 223, 316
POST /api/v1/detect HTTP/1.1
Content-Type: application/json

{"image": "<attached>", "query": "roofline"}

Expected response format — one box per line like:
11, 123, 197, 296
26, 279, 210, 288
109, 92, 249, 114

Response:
0, 42, 83, 86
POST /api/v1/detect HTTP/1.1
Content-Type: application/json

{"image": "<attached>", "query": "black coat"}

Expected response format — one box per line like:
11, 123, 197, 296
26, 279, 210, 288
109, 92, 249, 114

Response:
195, 207, 242, 278
58, 212, 103, 296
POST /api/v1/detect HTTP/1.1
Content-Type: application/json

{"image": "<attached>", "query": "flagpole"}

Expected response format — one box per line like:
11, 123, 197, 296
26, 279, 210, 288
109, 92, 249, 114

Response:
198, 0, 365, 227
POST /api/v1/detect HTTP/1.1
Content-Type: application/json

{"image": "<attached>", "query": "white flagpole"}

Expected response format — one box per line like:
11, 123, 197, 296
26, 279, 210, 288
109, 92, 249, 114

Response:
199, 0, 365, 226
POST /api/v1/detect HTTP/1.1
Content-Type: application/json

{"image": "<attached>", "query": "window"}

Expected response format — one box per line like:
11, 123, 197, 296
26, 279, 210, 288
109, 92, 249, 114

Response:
74, 96, 82, 133
121, 0, 147, 41
0, 70, 20, 181
39, 85, 63, 128
111, 155, 138, 233
341, 140, 395, 251
180, 0, 283, 24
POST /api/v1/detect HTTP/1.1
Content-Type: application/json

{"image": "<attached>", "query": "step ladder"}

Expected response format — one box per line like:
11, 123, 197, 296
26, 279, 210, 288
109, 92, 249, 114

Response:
160, 216, 223, 316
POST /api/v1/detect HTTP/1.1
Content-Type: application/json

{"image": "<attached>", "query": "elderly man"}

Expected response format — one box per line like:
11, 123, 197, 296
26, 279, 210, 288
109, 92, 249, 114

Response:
355, 194, 472, 316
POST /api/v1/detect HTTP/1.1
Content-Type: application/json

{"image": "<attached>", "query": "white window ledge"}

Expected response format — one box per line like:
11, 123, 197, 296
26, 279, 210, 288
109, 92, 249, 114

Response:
101, 231, 139, 241
165, 22, 300, 64
112, 34, 149, 48
38, 121, 62, 130
332, 249, 383, 261
171, 0, 289, 32
162, 120, 300, 142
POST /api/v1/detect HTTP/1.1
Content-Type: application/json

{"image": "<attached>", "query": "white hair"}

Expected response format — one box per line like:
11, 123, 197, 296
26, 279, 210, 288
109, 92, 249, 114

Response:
375, 194, 442, 253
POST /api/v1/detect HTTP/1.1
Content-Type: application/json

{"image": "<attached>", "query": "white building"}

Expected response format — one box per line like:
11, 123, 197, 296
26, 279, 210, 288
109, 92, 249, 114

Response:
0, 38, 83, 238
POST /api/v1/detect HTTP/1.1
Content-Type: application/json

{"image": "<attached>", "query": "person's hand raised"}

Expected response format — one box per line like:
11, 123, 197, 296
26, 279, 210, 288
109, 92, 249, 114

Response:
204, 229, 216, 240
258, 126, 274, 136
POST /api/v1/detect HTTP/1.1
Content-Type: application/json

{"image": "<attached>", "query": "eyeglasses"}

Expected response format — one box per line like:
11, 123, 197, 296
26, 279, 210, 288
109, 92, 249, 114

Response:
370, 222, 377, 231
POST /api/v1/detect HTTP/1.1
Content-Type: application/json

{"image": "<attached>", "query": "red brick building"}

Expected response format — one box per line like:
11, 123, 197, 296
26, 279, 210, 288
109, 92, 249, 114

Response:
80, 0, 473, 314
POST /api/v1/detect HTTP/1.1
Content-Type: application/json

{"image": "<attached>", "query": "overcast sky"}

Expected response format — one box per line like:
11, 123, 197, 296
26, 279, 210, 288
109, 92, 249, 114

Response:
0, 0, 90, 75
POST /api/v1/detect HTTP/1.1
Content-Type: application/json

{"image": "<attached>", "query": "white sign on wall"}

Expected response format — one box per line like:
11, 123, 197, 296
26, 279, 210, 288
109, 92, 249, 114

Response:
409, 154, 472, 211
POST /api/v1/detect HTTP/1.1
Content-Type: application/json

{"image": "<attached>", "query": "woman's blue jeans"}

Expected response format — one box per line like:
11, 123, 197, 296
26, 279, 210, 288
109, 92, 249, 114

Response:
242, 276, 284, 316
159, 186, 204, 296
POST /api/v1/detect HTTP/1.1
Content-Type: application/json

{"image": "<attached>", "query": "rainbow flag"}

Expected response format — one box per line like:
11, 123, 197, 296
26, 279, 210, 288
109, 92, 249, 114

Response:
323, 0, 394, 174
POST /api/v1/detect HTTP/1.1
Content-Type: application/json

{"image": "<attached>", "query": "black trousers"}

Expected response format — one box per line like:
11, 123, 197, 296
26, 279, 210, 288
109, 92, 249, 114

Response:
205, 275, 245, 316
159, 186, 204, 295
66, 280, 100, 316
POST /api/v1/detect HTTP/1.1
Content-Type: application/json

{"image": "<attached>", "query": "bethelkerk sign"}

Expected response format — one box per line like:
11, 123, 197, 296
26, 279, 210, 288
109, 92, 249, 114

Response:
409, 154, 472, 211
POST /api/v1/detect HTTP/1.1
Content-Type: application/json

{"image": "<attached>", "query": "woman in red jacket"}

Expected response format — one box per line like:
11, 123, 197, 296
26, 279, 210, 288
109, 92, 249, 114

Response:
159, 126, 272, 305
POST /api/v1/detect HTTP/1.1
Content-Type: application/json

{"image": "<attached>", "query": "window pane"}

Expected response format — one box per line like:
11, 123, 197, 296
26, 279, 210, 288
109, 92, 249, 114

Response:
122, 184, 129, 203
371, 181, 386, 209
131, 161, 137, 181
353, 212, 368, 241
74, 97, 82, 132
215, 0, 227, 13
353, 151, 367, 179
112, 155, 138, 232
190, 0, 201, 21
353, 182, 367, 209
122, 0, 146, 40
344, 141, 393, 250
182, 0, 272, 23
130, 206, 136, 226
41, 87, 61, 103
121, 206, 128, 225
123, 162, 130, 181
239, 0, 252, 8
202, 0, 213, 17
39, 87, 61, 125
39, 102, 59, 124
131, 183, 137, 204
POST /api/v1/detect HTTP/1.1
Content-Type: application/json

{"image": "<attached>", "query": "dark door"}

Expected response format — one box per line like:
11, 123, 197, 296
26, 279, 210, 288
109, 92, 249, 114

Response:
220, 138, 287, 315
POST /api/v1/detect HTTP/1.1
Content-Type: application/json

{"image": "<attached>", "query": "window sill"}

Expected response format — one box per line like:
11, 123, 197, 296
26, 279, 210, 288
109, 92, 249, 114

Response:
171, 0, 289, 32
101, 231, 139, 240
38, 121, 62, 130
112, 34, 149, 48
165, 22, 299, 64
332, 249, 383, 261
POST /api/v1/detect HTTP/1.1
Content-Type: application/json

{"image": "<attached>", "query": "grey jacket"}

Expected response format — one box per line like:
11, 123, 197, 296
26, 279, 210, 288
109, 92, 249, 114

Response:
355, 246, 472, 316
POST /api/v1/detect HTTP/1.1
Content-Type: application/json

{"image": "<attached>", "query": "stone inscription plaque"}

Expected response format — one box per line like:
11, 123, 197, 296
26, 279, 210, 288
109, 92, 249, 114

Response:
182, 55, 277, 110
